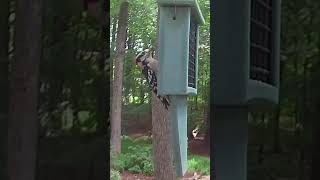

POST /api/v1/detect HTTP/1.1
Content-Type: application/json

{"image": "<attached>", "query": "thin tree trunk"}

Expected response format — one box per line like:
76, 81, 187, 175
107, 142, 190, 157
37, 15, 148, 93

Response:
151, 8, 176, 180
110, 0, 128, 154
110, 18, 117, 98
0, 0, 9, 179
7, 0, 42, 179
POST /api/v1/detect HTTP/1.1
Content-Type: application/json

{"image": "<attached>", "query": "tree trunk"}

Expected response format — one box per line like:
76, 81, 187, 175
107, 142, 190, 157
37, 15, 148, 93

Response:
110, 0, 128, 154
7, 0, 42, 179
110, 18, 117, 99
151, 8, 176, 180
151, 94, 176, 180
0, 0, 9, 179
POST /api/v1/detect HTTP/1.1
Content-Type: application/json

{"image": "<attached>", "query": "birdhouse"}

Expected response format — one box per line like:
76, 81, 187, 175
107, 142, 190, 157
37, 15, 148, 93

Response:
212, 0, 281, 110
157, 0, 205, 96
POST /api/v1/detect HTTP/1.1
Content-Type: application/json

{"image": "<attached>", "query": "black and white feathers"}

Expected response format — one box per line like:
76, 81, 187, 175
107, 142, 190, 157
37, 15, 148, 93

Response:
134, 48, 170, 109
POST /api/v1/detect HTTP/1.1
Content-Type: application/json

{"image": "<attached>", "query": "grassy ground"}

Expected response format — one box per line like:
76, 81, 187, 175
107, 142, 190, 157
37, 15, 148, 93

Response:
110, 135, 210, 179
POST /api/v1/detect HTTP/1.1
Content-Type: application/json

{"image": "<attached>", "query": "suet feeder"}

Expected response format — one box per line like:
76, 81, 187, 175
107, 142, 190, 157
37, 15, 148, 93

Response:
156, 0, 205, 177
212, 0, 281, 180
213, 0, 281, 110
157, 0, 205, 96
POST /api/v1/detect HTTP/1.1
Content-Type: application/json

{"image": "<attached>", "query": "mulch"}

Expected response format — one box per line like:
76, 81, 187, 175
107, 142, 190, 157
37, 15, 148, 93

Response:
121, 171, 153, 180
121, 171, 210, 180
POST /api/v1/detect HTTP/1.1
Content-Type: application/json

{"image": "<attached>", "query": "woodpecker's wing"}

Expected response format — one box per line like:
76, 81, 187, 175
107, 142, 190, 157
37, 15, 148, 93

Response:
145, 57, 159, 75
142, 66, 170, 109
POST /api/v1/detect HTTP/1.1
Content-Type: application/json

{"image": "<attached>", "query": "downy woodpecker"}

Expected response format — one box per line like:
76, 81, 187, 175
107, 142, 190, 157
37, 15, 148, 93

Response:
134, 48, 170, 109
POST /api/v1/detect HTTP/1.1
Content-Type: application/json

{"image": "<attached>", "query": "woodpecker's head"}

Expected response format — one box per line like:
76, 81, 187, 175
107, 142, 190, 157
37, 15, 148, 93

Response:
134, 50, 146, 65
134, 48, 155, 65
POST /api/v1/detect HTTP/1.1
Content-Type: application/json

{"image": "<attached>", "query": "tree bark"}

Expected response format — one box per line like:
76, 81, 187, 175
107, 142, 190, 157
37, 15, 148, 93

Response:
0, 0, 9, 179
151, 8, 176, 180
151, 94, 176, 180
110, 0, 128, 154
7, 0, 42, 180
110, 18, 117, 99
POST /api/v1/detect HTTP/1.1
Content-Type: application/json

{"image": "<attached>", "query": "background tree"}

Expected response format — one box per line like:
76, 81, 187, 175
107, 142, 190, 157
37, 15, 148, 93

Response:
110, 0, 129, 154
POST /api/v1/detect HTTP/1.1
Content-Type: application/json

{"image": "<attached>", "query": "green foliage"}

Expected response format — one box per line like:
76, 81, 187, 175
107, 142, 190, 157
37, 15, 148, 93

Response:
110, 169, 121, 180
188, 155, 210, 175
113, 136, 154, 175
114, 136, 210, 176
